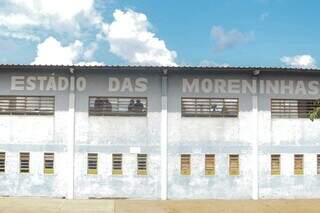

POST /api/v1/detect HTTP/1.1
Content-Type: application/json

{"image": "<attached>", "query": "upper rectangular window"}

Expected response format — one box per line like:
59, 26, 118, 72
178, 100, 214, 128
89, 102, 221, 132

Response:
20, 152, 30, 173
44, 153, 54, 174
89, 97, 147, 116
181, 97, 239, 117
0, 96, 55, 115
271, 99, 318, 118
0, 152, 5, 173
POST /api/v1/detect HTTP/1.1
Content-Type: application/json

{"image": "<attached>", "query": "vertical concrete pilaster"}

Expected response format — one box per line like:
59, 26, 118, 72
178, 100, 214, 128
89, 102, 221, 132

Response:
161, 69, 168, 200
252, 78, 259, 200
67, 70, 76, 199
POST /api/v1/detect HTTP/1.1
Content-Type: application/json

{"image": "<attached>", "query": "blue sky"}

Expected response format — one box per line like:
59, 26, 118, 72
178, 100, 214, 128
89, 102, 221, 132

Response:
0, 0, 318, 68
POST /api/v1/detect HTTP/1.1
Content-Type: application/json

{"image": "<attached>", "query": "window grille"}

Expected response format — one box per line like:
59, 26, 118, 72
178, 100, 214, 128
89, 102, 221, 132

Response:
137, 154, 147, 175
87, 153, 98, 175
271, 99, 318, 118
112, 154, 122, 175
0, 152, 5, 173
20, 152, 30, 173
44, 153, 54, 174
181, 97, 238, 117
0, 96, 54, 115
229, 154, 239, 176
89, 97, 147, 116
317, 154, 320, 175
180, 154, 191, 175
271, 154, 280, 175
294, 154, 304, 175
205, 154, 215, 176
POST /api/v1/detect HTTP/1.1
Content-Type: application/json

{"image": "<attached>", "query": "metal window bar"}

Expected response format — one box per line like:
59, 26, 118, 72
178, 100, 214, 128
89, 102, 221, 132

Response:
294, 154, 304, 175
229, 154, 240, 176
87, 153, 98, 175
271, 154, 281, 175
0, 152, 5, 173
271, 99, 318, 118
137, 154, 147, 175
112, 154, 122, 175
0, 96, 55, 115
20, 152, 30, 173
44, 153, 54, 174
89, 97, 147, 116
181, 97, 239, 117
180, 154, 191, 175
205, 154, 215, 176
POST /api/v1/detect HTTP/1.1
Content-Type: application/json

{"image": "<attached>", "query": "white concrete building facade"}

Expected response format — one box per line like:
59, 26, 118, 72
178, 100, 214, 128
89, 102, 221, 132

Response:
0, 65, 320, 199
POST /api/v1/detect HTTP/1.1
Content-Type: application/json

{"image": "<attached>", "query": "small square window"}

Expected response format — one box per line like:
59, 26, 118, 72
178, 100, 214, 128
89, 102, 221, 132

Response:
205, 154, 215, 176
229, 154, 239, 176
44, 153, 54, 174
137, 154, 147, 176
0, 152, 5, 173
20, 152, 30, 173
112, 154, 122, 175
180, 154, 191, 175
87, 153, 98, 175
294, 154, 304, 175
271, 154, 281, 176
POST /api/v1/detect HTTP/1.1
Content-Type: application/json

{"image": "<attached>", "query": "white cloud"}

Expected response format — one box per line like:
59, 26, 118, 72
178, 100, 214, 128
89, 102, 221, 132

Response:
76, 61, 104, 66
199, 60, 230, 67
0, 13, 38, 28
10, 0, 94, 21
32, 37, 83, 65
0, 0, 100, 39
211, 26, 254, 52
280, 55, 317, 69
260, 12, 269, 21
103, 9, 177, 66
0, 31, 40, 41
31, 36, 103, 65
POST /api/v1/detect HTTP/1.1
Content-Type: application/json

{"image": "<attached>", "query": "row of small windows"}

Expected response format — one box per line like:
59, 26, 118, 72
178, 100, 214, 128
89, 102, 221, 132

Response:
0, 96, 319, 118
0, 152, 54, 174
1, 152, 320, 176
0, 152, 147, 176
181, 154, 320, 176
270, 154, 318, 176
181, 154, 240, 176
87, 153, 147, 175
